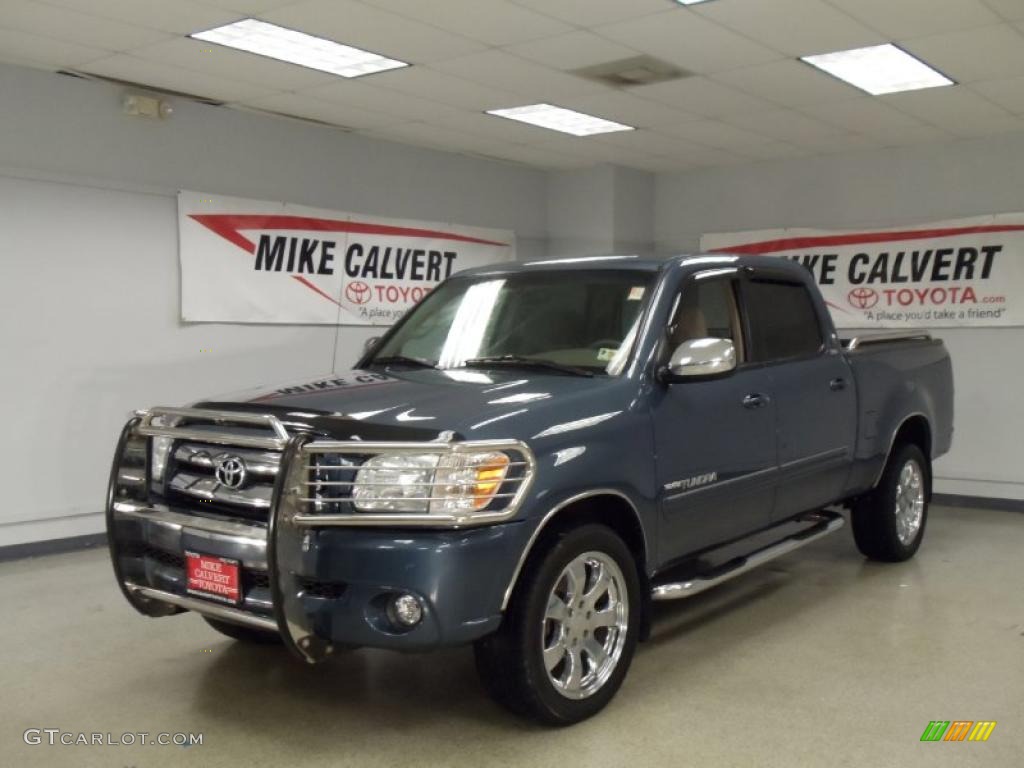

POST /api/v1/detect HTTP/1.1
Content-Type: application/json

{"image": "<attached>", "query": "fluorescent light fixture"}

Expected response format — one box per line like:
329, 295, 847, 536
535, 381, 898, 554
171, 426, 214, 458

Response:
801, 44, 953, 96
486, 104, 634, 137
190, 18, 408, 78
674, 1, 717, 5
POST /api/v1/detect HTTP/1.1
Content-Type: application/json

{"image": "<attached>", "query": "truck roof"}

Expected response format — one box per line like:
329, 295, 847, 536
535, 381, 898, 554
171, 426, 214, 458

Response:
457, 253, 805, 278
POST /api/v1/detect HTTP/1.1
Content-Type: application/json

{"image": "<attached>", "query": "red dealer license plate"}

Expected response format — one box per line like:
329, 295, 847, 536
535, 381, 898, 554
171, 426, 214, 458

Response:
185, 551, 241, 605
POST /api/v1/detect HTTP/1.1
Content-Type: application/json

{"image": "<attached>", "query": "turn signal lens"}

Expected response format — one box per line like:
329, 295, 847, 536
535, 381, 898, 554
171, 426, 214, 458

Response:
471, 455, 511, 509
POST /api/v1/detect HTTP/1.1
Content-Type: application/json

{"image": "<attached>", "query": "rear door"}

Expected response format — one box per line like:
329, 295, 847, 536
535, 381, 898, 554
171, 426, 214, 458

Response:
653, 269, 777, 561
741, 275, 857, 520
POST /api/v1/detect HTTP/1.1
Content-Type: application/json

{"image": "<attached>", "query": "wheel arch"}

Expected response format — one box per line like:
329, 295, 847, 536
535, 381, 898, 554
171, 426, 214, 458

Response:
501, 489, 649, 613
876, 413, 933, 496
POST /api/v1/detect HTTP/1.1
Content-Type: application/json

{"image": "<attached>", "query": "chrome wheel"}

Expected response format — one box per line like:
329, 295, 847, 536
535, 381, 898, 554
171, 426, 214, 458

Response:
541, 551, 629, 701
894, 459, 925, 545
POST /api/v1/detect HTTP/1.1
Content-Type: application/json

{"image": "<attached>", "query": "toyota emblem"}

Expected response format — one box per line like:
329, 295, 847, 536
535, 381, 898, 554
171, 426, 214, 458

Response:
847, 287, 879, 310
214, 454, 247, 489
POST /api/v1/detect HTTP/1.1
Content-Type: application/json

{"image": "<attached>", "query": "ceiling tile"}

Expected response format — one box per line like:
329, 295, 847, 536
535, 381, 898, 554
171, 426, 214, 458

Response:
713, 59, 862, 108
694, 0, 884, 57
942, 114, 1024, 137
0, 0, 171, 51
827, 0, 1000, 39
0, 28, 107, 69
657, 119, 772, 150
981, 0, 1024, 21
262, 0, 486, 64
903, 24, 1024, 82
883, 85, 1013, 126
131, 36, 338, 90
240, 92, 405, 130
969, 76, 1024, 113
476, 143, 591, 169
725, 108, 848, 143
510, 0, 674, 28
41, 0, 240, 35
795, 132, 880, 153
428, 50, 605, 102
632, 76, 777, 118
82, 54, 275, 101
503, 30, 640, 71
595, 10, 782, 75
430, 109, 572, 143
589, 129, 713, 157
559, 91, 701, 128
301, 79, 470, 123
865, 123, 955, 145
358, 121, 514, 155
362, 0, 574, 46
733, 141, 809, 160
362, 67, 523, 111
196, 0, 298, 11
804, 98, 926, 135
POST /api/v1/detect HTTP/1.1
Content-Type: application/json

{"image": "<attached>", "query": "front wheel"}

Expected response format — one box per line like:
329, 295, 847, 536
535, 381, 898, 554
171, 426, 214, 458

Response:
474, 524, 640, 725
852, 443, 930, 562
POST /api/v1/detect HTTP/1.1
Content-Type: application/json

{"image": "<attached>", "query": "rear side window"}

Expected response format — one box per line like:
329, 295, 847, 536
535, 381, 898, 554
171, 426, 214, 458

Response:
744, 279, 823, 362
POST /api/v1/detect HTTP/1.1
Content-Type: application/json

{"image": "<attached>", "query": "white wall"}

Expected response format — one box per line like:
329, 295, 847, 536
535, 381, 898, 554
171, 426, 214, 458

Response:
0, 63, 548, 547
655, 132, 1024, 501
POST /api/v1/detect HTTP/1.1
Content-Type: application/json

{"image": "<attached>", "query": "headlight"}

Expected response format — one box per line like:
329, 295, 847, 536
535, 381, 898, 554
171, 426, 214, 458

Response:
352, 451, 511, 514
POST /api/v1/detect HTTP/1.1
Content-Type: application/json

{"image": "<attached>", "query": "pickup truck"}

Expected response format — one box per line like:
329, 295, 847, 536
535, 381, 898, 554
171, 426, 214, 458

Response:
106, 254, 953, 724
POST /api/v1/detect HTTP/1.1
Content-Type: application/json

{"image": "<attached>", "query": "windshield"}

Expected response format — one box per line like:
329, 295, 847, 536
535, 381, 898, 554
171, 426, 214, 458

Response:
369, 270, 654, 375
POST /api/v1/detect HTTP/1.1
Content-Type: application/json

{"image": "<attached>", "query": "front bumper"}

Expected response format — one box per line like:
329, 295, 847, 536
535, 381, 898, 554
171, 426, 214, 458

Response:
107, 410, 535, 663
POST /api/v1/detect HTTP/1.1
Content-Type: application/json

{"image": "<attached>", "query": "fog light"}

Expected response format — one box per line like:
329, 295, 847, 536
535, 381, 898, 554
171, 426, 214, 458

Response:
390, 594, 423, 628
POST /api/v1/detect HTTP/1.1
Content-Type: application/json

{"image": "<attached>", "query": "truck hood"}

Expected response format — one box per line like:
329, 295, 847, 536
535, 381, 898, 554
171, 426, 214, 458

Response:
195, 367, 633, 444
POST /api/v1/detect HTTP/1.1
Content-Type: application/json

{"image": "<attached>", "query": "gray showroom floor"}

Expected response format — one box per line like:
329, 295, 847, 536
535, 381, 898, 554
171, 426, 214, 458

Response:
2, 504, 1021, 768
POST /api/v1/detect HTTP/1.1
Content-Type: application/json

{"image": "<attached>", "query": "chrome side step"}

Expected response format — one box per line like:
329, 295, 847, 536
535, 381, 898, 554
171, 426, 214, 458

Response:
125, 582, 279, 633
651, 511, 845, 601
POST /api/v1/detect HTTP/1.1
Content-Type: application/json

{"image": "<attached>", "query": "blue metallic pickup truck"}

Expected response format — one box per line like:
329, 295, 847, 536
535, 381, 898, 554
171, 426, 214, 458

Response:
107, 254, 953, 724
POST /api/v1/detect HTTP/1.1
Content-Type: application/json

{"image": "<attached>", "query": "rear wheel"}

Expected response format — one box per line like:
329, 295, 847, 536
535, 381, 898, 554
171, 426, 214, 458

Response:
474, 524, 640, 725
203, 616, 282, 644
852, 443, 929, 562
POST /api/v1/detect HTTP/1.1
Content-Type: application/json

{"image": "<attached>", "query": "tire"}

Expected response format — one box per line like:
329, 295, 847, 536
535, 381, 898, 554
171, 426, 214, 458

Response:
474, 524, 641, 725
851, 443, 930, 562
202, 616, 282, 644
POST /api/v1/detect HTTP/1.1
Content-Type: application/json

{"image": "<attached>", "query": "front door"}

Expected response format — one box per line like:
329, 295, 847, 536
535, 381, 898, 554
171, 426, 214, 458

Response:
652, 271, 777, 563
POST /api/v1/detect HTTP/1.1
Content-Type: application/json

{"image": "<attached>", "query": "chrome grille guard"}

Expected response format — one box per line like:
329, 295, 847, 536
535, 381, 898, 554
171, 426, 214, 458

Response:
107, 407, 536, 664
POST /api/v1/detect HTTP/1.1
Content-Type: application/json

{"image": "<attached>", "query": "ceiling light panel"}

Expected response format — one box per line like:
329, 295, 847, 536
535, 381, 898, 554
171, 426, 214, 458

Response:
190, 18, 407, 78
801, 44, 953, 96
486, 104, 635, 136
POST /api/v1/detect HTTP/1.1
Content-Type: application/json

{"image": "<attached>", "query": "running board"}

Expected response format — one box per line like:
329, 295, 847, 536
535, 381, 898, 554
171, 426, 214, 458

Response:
651, 511, 845, 601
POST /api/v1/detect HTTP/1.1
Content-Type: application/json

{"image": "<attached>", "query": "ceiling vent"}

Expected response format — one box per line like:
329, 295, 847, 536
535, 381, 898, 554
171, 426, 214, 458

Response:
572, 56, 690, 88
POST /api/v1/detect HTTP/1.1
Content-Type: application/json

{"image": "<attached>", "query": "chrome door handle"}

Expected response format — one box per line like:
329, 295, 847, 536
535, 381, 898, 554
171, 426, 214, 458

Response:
742, 393, 768, 409
829, 377, 846, 392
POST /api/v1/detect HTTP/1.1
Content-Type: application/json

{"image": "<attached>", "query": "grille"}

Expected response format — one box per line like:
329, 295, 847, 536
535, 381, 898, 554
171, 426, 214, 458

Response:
164, 442, 281, 521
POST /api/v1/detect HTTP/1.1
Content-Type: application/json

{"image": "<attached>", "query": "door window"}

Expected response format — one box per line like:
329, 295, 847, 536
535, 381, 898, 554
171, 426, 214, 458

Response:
744, 279, 823, 363
668, 276, 746, 362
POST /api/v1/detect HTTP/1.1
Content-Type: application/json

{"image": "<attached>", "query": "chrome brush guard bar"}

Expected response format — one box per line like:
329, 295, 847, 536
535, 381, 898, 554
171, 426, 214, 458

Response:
107, 407, 535, 664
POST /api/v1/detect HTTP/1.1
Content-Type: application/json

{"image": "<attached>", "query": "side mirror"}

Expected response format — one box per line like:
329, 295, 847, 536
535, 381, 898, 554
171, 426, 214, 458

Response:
363, 336, 381, 355
665, 338, 736, 380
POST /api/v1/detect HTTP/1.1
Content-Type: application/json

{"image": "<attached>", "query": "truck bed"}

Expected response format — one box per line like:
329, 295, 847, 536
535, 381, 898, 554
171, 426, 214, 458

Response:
841, 332, 954, 495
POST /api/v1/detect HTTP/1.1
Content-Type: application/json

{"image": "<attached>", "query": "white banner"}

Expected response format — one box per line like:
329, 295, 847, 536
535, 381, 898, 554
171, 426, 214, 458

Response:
701, 214, 1024, 328
178, 190, 515, 325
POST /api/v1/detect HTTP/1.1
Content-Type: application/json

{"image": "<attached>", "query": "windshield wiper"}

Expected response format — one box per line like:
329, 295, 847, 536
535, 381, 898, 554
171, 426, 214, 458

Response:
462, 355, 595, 377
368, 355, 438, 369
